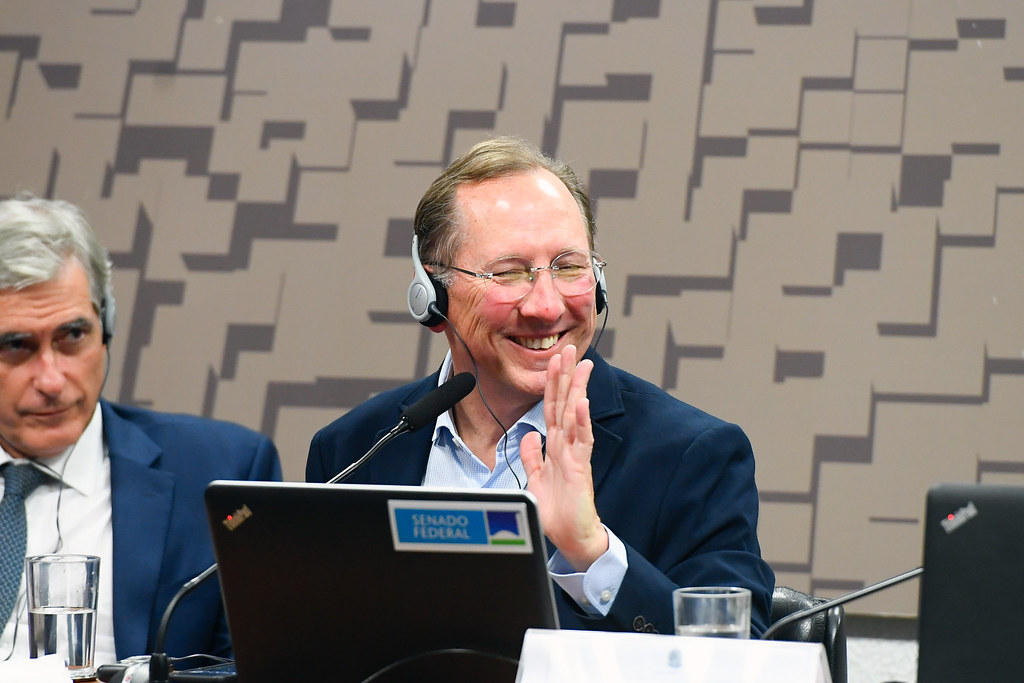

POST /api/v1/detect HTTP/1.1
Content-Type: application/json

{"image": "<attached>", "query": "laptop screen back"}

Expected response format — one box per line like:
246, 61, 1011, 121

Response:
917, 482, 1024, 682
204, 481, 558, 682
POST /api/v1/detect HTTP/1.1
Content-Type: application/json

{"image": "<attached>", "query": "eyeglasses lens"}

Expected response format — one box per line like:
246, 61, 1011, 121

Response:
493, 251, 601, 302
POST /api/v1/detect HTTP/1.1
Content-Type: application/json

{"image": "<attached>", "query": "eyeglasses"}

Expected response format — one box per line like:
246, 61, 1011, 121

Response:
443, 249, 606, 303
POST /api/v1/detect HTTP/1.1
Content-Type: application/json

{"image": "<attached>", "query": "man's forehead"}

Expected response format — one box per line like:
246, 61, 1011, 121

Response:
0, 265, 97, 331
457, 168, 566, 201
457, 175, 585, 233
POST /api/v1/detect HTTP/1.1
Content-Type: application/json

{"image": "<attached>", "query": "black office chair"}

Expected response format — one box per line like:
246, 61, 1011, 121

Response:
769, 586, 848, 683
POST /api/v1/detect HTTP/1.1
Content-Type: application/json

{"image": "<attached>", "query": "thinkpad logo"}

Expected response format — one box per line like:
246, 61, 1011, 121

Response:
940, 500, 978, 534
222, 504, 253, 531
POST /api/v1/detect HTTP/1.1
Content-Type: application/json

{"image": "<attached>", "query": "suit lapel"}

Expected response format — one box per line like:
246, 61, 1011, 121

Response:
102, 401, 175, 660
583, 349, 625, 492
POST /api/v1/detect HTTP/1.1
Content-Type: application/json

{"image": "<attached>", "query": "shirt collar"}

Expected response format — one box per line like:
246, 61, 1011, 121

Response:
0, 402, 105, 495
431, 351, 459, 444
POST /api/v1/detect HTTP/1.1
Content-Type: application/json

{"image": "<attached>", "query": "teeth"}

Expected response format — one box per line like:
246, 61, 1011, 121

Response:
516, 334, 559, 350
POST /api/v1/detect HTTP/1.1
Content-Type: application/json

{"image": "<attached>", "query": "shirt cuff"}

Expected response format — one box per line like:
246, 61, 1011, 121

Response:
547, 525, 628, 617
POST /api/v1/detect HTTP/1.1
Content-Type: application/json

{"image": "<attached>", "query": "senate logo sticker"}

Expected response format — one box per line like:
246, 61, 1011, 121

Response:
389, 500, 533, 553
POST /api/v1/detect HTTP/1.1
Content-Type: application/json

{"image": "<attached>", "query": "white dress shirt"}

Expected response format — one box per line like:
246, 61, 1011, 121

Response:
423, 353, 628, 617
0, 404, 116, 667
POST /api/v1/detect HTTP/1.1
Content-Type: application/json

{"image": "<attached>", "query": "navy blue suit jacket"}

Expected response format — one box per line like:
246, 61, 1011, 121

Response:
103, 400, 281, 660
306, 350, 774, 637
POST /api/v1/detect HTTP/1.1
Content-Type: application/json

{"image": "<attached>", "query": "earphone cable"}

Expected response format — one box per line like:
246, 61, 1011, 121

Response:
430, 304, 522, 489
0, 446, 72, 661
27, 454, 71, 554
591, 301, 609, 353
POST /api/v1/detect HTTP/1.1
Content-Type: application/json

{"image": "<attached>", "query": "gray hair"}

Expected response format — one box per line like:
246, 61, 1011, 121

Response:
0, 193, 112, 312
413, 136, 595, 286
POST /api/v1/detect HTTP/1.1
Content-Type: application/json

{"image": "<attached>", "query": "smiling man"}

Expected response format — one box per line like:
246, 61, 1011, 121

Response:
0, 194, 281, 668
306, 136, 774, 636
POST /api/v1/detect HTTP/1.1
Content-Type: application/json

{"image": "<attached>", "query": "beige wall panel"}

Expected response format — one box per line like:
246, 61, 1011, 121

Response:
3, 0, 1023, 618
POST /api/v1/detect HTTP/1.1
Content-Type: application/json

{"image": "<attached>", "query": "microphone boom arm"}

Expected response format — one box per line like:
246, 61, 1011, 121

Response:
325, 372, 476, 485
762, 566, 923, 641
326, 421, 410, 485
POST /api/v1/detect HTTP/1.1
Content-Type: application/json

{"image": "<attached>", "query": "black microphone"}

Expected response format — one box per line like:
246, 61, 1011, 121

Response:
326, 372, 476, 484
147, 564, 221, 682
95, 564, 226, 682
762, 566, 923, 641
400, 371, 477, 431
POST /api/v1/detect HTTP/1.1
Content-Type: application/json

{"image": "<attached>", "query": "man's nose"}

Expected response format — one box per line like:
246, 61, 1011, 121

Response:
33, 347, 67, 396
517, 271, 565, 320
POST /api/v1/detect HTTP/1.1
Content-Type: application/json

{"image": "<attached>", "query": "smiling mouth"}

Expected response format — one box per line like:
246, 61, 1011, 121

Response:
511, 333, 561, 350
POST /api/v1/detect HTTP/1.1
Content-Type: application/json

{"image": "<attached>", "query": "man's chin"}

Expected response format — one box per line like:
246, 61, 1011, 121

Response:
502, 372, 548, 403
18, 444, 73, 460
14, 427, 85, 459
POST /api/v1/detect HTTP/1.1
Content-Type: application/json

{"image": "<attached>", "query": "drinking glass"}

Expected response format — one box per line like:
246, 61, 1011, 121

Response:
26, 554, 100, 680
672, 586, 751, 639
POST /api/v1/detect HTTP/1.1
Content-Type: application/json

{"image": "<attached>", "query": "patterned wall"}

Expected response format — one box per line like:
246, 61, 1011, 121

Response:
3, 0, 1022, 615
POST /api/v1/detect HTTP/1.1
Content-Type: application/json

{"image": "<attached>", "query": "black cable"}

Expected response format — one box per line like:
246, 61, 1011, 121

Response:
431, 294, 608, 489
360, 647, 519, 683
431, 304, 521, 489
1, 314, 108, 661
0, 451, 72, 662
591, 300, 609, 354
25, 454, 71, 553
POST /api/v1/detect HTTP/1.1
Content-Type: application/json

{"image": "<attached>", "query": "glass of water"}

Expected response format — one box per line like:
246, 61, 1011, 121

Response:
672, 586, 751, 639
25, 554, 100, 680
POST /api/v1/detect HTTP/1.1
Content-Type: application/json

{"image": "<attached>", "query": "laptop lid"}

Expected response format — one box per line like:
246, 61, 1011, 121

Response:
917, 482, 1024, 682
204, 481, 558, 682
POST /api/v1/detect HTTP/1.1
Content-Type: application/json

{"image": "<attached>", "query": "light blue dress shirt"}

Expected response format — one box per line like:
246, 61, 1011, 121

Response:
422, 353, 627, 617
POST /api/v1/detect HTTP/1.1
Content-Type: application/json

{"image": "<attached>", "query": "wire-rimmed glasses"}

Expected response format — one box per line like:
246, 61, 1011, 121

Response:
443, 249, 606, 303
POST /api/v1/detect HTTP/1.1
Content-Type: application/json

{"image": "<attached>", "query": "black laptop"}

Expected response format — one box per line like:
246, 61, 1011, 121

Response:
917, 482, 1024, 682
204, 481, 558, 682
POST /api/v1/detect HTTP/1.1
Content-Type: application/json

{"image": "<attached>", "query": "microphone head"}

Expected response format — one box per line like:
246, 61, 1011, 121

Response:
400, 372, 476, 432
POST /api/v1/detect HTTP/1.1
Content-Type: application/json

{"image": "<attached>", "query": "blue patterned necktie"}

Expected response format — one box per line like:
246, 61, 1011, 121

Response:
0, 463, 52, 623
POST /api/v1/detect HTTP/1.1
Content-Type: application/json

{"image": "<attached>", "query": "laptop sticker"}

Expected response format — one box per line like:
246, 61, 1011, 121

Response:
389, 499, 533, 553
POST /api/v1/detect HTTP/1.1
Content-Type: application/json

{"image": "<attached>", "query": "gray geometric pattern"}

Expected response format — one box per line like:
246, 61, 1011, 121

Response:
3, 0, 1023, 616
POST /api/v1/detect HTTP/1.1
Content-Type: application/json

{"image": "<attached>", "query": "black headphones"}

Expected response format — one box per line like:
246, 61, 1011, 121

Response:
407, 235, 607, 327
99, 281, 116, 346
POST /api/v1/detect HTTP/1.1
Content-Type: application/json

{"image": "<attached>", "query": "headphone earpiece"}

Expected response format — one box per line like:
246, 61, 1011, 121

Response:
593, 255, 607, 315
407, 235, 448, 327
100, 283, 116, 346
